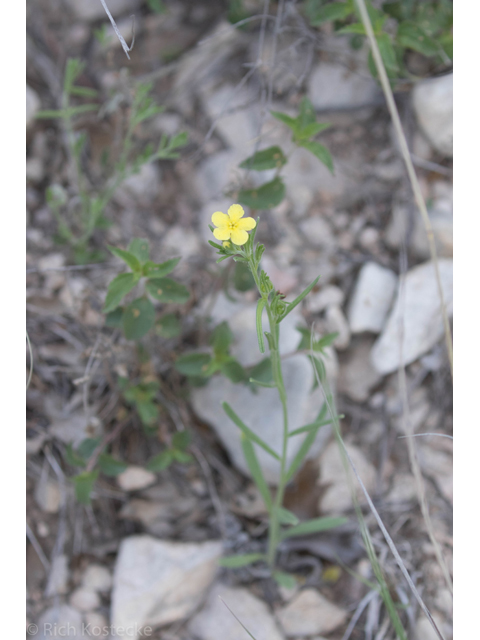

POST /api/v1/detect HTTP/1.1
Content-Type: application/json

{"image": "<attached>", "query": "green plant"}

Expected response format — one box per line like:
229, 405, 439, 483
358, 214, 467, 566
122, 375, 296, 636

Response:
304, 0, 452, 79
234, 97, 333, 211
37, 58, 188, 263
206, 205, 346, 579
103, 237, 189, 340
146, 430, 193, 471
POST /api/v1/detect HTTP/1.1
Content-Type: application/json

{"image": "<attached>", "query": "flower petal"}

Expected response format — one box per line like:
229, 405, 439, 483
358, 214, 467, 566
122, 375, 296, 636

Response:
213, 227, 231, 241
236, 216, 256, 231
227, 204, 245, 222
213, 227, 231, 240
230, 228, 249, 245
212, 211, 229, 227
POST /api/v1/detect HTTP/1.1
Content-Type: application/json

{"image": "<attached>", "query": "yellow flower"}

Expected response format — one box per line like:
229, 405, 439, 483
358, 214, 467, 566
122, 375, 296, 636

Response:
211, 204, 256, 246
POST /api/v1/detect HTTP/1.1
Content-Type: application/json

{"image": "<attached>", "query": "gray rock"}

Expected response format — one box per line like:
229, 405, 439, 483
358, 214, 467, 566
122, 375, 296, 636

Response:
121, 163, 161, 203
65, 0, 142, 22
371, 259, 453, 375
188, 583, 284, 640
34, 478, 61, 514
82, 564, 112, 593
194, 150, 245, 203
69, 587, 101, 612
318, 441, 376, 513
45, 555, 70, 597
348, 262, 398, 334
33, 605, 82, 639
298, 217, 335, 249
116, 466, 156, 492
26, 85, 40, 128
111, 536, 222, 638
308, 286, 345, 314
325, 305, 350, 350
191, 306, 337, 485
276, 588, 347, 637
308, 62, 379, 111
337, 338, 382, 402
412, 73, 453, 157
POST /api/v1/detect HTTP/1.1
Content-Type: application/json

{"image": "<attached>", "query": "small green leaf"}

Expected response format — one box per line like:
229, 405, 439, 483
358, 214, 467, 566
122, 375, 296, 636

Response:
285, 425, 321, 483
77, 438, 101, 459
278, 276, 320, 321
103, 273, 139, 314
73, 471, 99, 505
172, 430, 192, 451
137, 401, 159, 426
248, 357, 273, 386
221, 360, 248, 383
299, 141, 334, 173
298, 97, 317, 128
308, 1, 353, 26
396, 22, 439, 58
123, 297, 156, 340
248, 378, 275, 388
233, 262, 256, 292
336, 23, 366, 35
98, 453, 128, 477
219, 553, 266, 568
171, 449, 193, 464
241, 435, 273, 510
156, 313, 181, 338
175, 353, 212, 376
65, 444, 86, 468
270, 110, 298, 131
280, 516, 348, 540
143, 257, 181, 278
238, 177, 286, 210
223, 402, 281, 461
276, 507, 300, 525
211, 321, 234, 356
273, 571, 297, 589
239, 146, 287, 171
108, 246, 141, 272
146, 278, 190, 303
256, 299, 266, 354
70, 85, 98, 98
376, 32, 399, 72
296, 121, 331, 141
128, 238, 150, 263
147, 450, 173, 471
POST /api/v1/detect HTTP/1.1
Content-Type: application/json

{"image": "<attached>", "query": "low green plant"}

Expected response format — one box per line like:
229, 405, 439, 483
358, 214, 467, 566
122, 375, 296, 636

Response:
206, 204, 347, 579
234, 97, 333, 212
304, 0, 452, 79
37, 58, 187, 263
103, 237, 189, 340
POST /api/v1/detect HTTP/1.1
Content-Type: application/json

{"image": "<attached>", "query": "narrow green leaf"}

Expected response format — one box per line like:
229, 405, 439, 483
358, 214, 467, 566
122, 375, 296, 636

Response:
278, 276, 320, 321
239, 146, 287, 171
270, 110, 297, 132
249, 378, 275, 388
298, 97, 317, 128
123, 297, 156, 340
147, 450, 173, 471
103, 273, 139, 314
146, 278, 190, 303
219, 553, 266, 568
308, 2, 353, 26
273, 571, 297, 589
98, 453, 128, 477
241, 435, 273, 510
211, 321, 234, 356
108, 246, 141, 272
248, 357, 273, 386
264, 331, 275, 351
128, 238, 150, 264
73, 471, 99, 505
175, 353, 212, 376
376, 33, 399, 72
288, 418, 332, 437
300, 141, 334, 174
223, 402, 281, 461
77, 438, 101, 459
65, 444, 86, 468
70, 85, 98, 98
143, 257, 181, 278
336, 23, 366, 35
36, 109, 66, 120
276, 506, 299, 525
280, 516, 348, 540
296, 121, 331, 141
238, 177, 286, 210
285, 425, 321, 483
256, 299, 266, 354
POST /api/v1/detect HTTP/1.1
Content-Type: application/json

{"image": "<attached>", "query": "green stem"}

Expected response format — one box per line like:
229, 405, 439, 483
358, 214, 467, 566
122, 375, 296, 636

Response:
246, 248, 289, 569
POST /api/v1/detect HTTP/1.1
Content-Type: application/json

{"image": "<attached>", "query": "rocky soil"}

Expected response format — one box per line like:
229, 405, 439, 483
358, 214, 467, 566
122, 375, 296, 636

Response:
27, 2, 453, 639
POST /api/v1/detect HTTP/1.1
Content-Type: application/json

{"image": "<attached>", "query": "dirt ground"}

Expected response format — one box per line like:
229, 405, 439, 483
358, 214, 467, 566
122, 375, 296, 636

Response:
26, 2, 453, 639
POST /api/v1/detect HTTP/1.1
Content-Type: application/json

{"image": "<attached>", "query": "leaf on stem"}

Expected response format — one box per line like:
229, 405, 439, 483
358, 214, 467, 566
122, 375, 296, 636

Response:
238, 177, 286, 210
103, 273, 139, 314
239, 146, 287, 171
278, 276, 320, 321
256, 299, 266, 353
123, 297, 156, 340
222, 402, 281, 461
108, 246, 141, 272
280, 516, 348, 540
241, 435, 273, 511
219, 553, 266, 568
146, 278, 190, 303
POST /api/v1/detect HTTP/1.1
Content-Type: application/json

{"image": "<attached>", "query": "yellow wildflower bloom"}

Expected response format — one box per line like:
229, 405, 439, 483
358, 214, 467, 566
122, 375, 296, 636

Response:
211, 204, 256, 246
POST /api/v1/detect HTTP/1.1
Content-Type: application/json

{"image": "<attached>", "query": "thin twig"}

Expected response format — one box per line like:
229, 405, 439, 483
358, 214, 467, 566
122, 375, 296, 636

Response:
26, 521, 50, 572
398, 433, 453, 441
26, 331, 34, 391
354, 0, 453, 377
99, 0, 135, 60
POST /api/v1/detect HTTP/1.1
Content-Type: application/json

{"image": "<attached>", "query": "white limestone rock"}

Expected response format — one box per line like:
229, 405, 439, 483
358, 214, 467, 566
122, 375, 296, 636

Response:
412, 73, 453, 157
276, 588, 347, 637
111, 536, 222, 639
116, 466, 156, 492
371, 259, 453, 374
348, 262, 398, 334
308, 62, 379, 111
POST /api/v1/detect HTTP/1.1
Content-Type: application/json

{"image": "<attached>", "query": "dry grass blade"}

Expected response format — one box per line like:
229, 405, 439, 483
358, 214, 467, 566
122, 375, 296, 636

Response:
354, 0, 453, 378
219, 597, 257, 640
26, 330, 33, 391
99, 0, 135, 60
